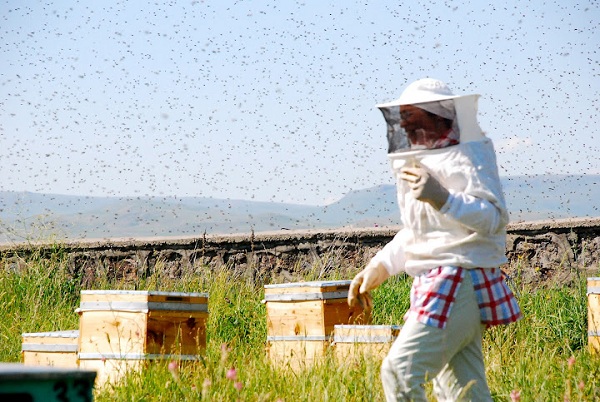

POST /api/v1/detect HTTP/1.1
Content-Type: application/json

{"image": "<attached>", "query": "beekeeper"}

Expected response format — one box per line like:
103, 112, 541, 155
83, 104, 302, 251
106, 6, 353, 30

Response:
348, 78, 522, 402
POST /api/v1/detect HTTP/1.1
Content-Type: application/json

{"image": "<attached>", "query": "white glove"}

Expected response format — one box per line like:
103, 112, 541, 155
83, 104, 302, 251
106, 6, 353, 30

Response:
399, 166, 449, 210
347, 262, 390, 311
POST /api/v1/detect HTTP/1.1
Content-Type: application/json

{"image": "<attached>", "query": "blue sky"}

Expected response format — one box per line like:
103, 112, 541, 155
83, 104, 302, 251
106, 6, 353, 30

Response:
1, 0, 598, 205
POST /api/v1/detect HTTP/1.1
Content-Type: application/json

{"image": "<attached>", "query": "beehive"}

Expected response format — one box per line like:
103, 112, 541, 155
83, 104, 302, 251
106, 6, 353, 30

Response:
21, 330, 79, 368
264, 280, 370, 368
77, 290, 208, 385
333, 324, 401, 361
588, 277, 600, 354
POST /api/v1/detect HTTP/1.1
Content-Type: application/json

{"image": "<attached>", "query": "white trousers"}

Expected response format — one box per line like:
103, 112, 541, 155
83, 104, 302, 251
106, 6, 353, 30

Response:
381, 273, 492, 402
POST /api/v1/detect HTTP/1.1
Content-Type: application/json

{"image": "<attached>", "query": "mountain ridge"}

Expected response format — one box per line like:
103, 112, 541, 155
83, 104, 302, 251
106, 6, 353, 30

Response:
1, 174, 598, 243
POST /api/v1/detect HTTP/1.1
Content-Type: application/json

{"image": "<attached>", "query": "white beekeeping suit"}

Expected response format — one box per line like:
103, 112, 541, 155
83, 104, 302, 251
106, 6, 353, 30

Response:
372, 78, 509, 277
349, 78, 521, 402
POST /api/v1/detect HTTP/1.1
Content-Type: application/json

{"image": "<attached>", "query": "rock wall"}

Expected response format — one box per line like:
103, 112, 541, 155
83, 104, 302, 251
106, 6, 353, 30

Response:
1, 218, 599, 288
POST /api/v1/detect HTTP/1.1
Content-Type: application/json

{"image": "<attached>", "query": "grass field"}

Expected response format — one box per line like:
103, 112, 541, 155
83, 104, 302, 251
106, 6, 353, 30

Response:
1, 245, 599, 401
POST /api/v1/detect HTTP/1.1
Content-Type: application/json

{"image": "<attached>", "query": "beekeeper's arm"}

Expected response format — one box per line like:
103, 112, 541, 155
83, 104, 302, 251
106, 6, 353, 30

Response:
399, 166, 505, 234
348, 230, 406, 309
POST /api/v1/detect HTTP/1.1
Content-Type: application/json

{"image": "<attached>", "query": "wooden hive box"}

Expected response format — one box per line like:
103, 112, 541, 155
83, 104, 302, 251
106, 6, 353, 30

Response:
263, 280, 370, 369
76, 290, 208, 385
333, 324, 401, 361
588, 277, 600, 354
21, 330, 79, 368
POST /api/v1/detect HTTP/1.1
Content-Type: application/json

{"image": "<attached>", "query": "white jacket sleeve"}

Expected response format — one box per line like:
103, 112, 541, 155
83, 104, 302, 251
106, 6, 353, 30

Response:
440, 191, 506, 234
437, 139, 509, 235
369, 229, 407, 276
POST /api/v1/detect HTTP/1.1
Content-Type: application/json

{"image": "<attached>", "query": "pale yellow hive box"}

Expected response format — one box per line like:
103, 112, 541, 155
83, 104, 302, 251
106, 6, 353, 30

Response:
333, 324, 401, 361
76, 290, 208, 385
263, 280, 370, 369
21, 330, 79, 368
588, 277, 600, 354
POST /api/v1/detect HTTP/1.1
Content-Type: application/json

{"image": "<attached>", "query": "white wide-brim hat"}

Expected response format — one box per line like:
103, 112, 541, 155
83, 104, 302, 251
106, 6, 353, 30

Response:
376, 78, 485, 145
376, 78, 464, 108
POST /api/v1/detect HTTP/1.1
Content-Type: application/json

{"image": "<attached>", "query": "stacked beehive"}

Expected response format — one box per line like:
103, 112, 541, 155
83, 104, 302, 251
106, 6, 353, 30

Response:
589, 277, 600, 354
263, 280, 370, 369
22, 290, 209, 386
21, 330, 79, 368
21, 280, 406, 383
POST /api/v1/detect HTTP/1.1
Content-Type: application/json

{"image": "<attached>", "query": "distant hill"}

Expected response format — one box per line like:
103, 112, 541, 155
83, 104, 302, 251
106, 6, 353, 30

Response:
1, 174, 598, 243
501, 175, 600, 221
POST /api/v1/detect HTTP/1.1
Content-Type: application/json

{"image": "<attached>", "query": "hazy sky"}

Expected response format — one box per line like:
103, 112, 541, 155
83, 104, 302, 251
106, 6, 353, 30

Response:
1, 0, 598, 205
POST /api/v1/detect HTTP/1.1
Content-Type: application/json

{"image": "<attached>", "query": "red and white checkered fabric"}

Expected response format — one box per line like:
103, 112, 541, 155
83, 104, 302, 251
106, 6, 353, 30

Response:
405, 266, 522, 329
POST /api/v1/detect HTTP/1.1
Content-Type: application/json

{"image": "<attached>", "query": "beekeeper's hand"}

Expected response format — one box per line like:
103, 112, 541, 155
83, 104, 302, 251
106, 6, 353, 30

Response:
348, 261, 390, 311
400, 166, 449, 210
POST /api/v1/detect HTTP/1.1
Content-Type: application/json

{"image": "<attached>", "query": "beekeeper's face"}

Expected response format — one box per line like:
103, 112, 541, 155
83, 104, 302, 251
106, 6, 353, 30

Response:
399, 105, 442, 146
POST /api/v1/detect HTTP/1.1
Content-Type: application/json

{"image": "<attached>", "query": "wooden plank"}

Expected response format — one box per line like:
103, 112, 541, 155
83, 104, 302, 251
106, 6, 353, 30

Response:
146, 311, 207, 355
22, 330, 79, 346
333, 325, 401, 361
589, 294, 600, 332
267, 338, 330, 370
589, 335, 600, 355
78, 310, 148, 355
323, 298, 370, 333
588, 278, 600, 354
266, 300, 325, 336
589, 278, 600, 329
334, 325, 401, 342
264, 280, 352, 297
22, 351, 79, 369
78, 354, 200, 387
80, 290, 208, 306
78, 357, 144, 388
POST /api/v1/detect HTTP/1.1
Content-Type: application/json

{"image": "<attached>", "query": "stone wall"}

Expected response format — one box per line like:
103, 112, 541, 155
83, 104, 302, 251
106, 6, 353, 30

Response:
504, 218, 600, 287
1, 218, 599, 288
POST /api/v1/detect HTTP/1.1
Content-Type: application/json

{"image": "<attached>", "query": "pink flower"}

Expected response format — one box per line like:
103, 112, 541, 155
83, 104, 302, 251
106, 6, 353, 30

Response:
202, 378, 211, 398
168, 360, 179, 381
234, 381, 243, 391
578, 380, 585, 391
510, 389, 521, 402
221, 343, 230, 362
226, 367, 237, 381
567, 356, 575, 369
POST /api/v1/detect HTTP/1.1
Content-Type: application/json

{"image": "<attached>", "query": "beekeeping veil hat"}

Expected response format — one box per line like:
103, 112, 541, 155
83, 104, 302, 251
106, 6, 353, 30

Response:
376, 78, 484, 154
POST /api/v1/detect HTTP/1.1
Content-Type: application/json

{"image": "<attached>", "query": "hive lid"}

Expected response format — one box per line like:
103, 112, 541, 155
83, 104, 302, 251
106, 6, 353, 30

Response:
263, 280, 352, 302
264, 280, 352, 289
77, 290, 209, 313
22, 330, 79, 338
80, 290, 208, 297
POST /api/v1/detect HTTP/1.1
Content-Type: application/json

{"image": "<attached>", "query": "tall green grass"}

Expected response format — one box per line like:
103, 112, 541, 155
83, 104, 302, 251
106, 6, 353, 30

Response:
1, 245, 598, 401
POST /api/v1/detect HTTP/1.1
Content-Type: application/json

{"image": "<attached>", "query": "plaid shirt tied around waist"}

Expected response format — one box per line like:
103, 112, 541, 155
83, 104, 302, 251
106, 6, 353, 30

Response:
405, 266, 522, 329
